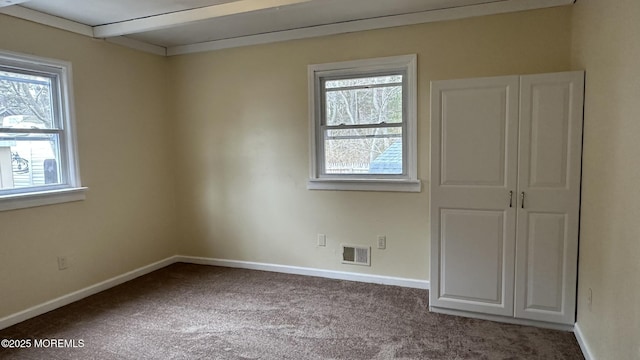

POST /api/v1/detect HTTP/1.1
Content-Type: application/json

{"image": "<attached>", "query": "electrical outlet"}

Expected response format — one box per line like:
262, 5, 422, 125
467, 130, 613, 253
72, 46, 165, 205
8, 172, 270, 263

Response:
377, 235, 386, 250
317, 234, 326, 247
587, 288, 592, 311
57, 256, 68, 270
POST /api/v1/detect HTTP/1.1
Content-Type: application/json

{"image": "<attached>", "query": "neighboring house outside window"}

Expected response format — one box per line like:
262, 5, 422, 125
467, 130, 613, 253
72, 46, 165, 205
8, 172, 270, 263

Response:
0, 50, 85, 211
307, 54, 420, 192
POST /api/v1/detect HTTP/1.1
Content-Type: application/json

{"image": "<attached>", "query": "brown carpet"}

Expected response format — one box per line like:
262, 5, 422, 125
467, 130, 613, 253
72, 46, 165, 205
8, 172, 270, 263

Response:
0, 263, 583, 359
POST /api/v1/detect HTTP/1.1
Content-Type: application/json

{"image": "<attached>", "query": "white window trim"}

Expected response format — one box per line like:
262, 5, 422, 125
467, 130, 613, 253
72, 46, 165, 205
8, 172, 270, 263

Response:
307, 54, 420, 192
0, 50, 86, 211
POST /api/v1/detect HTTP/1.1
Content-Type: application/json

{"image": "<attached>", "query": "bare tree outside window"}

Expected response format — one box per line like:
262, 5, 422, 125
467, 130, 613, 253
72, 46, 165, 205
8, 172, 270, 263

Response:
323, 74, 403, 174
0, 71, 53, 128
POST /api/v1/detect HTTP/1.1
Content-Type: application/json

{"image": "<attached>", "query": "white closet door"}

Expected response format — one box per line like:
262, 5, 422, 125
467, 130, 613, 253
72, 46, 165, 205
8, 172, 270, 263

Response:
514, 71, 584, 324
430, 76, 519, 316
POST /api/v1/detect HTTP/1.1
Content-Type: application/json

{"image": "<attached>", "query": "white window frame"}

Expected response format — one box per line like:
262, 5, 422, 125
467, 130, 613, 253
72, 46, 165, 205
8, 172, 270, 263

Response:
307, 54, 420, 192
0, 50, 85, 211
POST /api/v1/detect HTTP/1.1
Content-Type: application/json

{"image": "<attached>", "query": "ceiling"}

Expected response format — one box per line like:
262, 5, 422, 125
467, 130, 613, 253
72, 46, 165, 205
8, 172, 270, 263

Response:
0, 0, 575, 56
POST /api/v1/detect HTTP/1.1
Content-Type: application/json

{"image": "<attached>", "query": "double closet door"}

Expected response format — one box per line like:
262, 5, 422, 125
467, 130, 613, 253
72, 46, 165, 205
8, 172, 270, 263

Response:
429, 71, 584, 325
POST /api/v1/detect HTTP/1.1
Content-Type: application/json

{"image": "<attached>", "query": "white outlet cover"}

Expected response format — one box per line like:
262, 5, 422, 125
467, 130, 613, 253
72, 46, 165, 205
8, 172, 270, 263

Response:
57, 256, 68, 270
317, 234, 326, 247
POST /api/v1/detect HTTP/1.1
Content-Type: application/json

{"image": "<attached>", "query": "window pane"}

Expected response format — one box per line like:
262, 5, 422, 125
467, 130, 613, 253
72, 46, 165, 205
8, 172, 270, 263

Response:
325, 75, 402, 89
325, 75, 403, 126
324, 128, 403, 175
0, 70, 56, 129
0, 134, 62, 189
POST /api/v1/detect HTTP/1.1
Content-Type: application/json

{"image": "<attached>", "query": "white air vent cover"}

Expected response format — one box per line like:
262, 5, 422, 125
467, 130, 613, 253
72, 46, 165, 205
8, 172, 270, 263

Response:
341, 245, 371, 266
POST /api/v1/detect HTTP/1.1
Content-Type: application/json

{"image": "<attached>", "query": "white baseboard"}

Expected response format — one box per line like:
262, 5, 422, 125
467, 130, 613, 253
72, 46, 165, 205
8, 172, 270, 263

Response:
0, 256, 178, 331
0, 255, 428, 331
429, 306, 575, 332
574, 322, 595, 360
175, 256, 430, 290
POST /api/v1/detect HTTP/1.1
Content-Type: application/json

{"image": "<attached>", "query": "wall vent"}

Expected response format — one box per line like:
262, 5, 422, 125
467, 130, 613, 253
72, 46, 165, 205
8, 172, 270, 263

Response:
341, 245, 371, 266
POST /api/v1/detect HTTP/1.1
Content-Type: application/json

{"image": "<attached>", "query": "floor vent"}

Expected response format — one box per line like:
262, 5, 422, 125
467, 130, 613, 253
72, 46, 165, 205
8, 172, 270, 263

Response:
341, 245, 371, 266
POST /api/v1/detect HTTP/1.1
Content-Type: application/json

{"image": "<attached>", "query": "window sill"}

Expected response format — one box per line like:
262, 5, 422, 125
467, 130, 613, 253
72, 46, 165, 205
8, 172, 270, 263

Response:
307, 179, 421, 192
0, 187, 88, 212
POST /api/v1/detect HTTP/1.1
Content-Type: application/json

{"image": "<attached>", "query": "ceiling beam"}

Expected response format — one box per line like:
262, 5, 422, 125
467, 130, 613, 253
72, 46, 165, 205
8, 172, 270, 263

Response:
0, 5, 93, 37
93, 0, 311, 38
167, 0, 576, 56
105, 36, 167, 56
0, 0, 29, 8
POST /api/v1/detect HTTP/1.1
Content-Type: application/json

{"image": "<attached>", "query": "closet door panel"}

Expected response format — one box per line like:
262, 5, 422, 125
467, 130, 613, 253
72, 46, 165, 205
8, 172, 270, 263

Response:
523, 212, 566, 311
440, 209, 507, 304
515, 71, 584, 324
430, 76, 519, 316
440, 87, 509, 186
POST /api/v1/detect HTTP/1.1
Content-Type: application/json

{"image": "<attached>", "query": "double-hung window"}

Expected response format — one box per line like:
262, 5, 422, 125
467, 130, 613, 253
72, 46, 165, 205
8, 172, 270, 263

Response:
0, 50, 84, 211
307, 54, 420, 192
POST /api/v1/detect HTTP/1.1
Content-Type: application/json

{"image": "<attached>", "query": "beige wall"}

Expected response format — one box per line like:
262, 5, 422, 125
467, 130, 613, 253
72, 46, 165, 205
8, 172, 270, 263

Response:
0, 15, 177, 318
169, 8, 572, 280
572, 0, 640, 359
